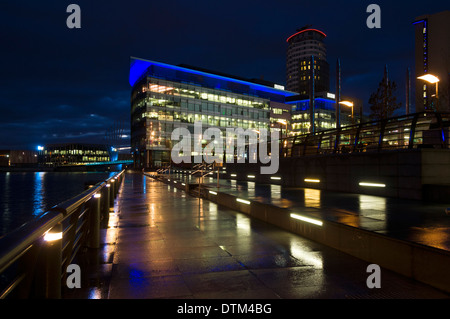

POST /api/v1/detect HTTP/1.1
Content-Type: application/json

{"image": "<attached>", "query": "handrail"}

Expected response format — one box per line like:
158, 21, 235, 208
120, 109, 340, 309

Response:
173, 112, 450, 168
0, 169, 125, 299
0, 210, 64, 274
278, 111, 450, 157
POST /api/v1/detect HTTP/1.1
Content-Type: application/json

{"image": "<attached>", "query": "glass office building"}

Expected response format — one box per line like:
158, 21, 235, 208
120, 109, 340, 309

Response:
130, 57, 296, 169
41, 143, 111, 166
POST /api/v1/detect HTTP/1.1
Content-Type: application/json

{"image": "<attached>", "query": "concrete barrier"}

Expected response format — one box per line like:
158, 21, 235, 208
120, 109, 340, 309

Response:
224, 149, 450, 201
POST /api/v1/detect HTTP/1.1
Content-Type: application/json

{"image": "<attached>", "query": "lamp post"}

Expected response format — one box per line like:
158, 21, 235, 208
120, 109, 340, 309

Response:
339, 101, 354, 124
417, 74, 440, 111
277, 119, 288, 138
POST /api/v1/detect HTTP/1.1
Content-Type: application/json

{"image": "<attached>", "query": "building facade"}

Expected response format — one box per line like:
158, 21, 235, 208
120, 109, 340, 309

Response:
286, 96, 354, 135
414, 11, 450, 112
286, 27, 330, 95
0, 150, 38, 167
130, 58, 364, 169
130, 58, 295, 169
41, 144, 111, 166
269, 101, 292, 138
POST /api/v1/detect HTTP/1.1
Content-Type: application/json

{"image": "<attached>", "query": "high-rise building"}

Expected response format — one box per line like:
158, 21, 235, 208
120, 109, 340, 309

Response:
286, 27, 330, 95
413, 11, 450, 112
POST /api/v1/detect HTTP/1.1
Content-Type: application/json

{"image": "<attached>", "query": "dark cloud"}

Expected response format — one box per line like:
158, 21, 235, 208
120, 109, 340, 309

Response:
0, 0, 449, 149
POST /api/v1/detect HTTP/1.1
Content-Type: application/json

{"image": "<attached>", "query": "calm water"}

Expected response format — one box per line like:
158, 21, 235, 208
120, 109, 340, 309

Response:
0, 171, 115, 237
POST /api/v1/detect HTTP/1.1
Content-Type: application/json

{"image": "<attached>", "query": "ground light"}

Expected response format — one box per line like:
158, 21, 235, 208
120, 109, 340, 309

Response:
359, 182, 386, 187
236, 198, 251, 205
290, 213, 323, 226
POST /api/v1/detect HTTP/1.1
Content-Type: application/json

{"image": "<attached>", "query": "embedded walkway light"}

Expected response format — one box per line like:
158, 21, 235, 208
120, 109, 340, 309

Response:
359, 182, 386, 188
290, 213, 323, 226
304, 178, 321, 183
236, 198, 251, 205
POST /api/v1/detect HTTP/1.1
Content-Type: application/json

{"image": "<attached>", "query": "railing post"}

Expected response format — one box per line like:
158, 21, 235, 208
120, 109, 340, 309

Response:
35, 222, 63, 298
109, 180, 115, 207
88, 193, 101, 249
103, 183, 110, 219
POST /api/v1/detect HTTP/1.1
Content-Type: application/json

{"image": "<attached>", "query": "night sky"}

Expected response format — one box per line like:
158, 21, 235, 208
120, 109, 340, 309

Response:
0, 0, 448, 150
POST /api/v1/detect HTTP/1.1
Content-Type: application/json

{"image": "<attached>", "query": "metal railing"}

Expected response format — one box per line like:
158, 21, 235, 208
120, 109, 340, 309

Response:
0, 170, 125, 299
280, 112, 450, 157
167, 112, 450, 168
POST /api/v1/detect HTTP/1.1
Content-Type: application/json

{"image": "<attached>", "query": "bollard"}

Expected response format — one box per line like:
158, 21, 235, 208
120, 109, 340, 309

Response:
36, 223, 63, 298
88, 193, 101, 249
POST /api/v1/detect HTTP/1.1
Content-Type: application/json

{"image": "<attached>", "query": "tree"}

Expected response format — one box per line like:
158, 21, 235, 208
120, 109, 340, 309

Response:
368, 66, 402, 120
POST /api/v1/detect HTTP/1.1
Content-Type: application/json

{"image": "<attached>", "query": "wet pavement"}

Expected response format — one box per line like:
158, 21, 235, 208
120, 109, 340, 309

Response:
176, 173, 450, 252
65, 172, 450, 299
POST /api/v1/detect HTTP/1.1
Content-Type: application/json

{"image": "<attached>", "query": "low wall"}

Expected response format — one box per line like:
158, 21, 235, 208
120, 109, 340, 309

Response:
225, 149, 450, 201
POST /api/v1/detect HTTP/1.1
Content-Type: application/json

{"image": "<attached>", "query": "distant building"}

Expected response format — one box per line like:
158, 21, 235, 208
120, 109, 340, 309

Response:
413, 11, 450, 112
286, 27, 330, 95
0, 150, 38, 167
42, 143, 112, 166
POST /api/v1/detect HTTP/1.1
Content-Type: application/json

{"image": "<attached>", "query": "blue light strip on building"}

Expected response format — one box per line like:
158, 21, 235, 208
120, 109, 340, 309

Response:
286, 98, 336, 112
129, 57, 297, 98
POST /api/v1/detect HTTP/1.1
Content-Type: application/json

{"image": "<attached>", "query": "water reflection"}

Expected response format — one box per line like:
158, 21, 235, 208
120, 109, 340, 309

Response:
247, 181, 255, 197
358, 195, 387, 229
207, 201, 218, 219
359, 195, 386, 218
142, 174, 146, 194
304, 188, 321, 209
270, 185, 281, 200
289, 243, 324, 269
149, 203, 157, 227
1, 171, 113, 236
32, 172, 46, 216
236, 213, 251, 236
413, 227, 450, 250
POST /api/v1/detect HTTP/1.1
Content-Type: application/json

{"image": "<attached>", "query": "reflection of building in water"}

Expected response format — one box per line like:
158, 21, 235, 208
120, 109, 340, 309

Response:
304, 188, 321, 208
32, 172, 46, 216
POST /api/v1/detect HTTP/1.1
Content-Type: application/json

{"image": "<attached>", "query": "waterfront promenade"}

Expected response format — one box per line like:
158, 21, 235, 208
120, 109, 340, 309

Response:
66, 172, 450, 299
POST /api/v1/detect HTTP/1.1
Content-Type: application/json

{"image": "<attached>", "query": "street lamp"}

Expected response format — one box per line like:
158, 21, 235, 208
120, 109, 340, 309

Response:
417, 74, 440, 111
277, 119, 288, 138
339, 101, 354, 123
